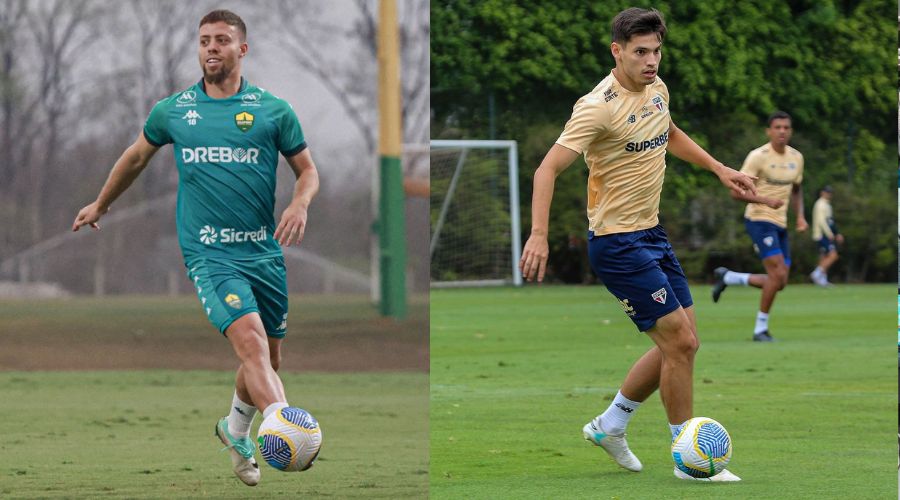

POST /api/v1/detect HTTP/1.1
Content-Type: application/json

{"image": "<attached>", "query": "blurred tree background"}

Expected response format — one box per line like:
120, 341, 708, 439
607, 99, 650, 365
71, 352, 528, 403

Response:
0, 0, 430, 296
432, 0, 896, 284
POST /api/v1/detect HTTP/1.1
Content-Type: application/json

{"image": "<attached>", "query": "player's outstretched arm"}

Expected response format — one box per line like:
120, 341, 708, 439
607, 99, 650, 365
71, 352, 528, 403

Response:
667, 119, 756, 196
72, 133, 159, 232
519, 144, 579, 283
728, 189, 784, 210
792, 183, 808, 232
276, 148, 320, 246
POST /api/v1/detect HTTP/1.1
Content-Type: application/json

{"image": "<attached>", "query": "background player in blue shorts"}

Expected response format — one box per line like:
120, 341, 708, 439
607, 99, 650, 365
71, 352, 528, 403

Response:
711, 111, 807, 342
518, 7, 755, 482
72, 10, 320, 486
809, 185, 842, 286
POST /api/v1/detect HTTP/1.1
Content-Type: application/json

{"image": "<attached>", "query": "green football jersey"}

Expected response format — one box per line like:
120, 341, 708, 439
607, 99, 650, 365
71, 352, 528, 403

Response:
143, 78, 306, 264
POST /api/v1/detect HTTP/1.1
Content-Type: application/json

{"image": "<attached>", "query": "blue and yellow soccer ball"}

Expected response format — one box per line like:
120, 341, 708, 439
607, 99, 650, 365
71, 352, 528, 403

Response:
671, 417, 732, 478
257, 407, 323, 472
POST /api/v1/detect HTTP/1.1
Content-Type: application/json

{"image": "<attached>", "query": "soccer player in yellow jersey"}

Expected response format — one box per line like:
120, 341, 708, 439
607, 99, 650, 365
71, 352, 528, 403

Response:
711, 111, 807, 342
809, 185, 842, 286
519, 8, 755, 482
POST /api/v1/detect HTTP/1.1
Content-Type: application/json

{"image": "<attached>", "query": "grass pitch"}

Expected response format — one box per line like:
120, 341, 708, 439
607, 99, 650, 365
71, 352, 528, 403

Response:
0, 295, 428, 498
430, 284, 895, 499
0, 371, 427, 498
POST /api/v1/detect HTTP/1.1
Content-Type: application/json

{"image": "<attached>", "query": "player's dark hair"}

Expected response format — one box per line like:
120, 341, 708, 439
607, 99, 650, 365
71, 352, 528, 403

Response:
611, 8, 666, 45
767, 111, 792, 127
199, 9, 247, 41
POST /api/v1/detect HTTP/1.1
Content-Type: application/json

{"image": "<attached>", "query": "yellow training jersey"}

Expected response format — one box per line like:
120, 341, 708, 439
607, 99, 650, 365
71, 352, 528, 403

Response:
740, 144, 803, 228
556, 72, 670, 236
811, 197, 834, 240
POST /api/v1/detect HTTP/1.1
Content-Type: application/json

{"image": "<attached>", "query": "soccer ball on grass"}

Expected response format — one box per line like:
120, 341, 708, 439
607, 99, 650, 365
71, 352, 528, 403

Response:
257, 407, 323, 472
671, 416, 732, 478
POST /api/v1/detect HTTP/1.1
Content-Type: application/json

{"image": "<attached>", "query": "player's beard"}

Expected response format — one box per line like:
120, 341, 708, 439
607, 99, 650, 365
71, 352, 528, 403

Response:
203, 60, 233, 85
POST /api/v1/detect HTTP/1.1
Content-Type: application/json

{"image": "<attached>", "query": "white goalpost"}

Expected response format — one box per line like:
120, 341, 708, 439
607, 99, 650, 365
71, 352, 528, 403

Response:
430, 140, 523, 287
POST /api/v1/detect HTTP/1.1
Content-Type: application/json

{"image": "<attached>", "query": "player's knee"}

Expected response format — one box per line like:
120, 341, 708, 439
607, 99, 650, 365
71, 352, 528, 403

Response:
683, 333, 699, 357
232, 329, 269, 363
661, 326, 698, 361
668, 336, 697, 363
768, 267, 788, 289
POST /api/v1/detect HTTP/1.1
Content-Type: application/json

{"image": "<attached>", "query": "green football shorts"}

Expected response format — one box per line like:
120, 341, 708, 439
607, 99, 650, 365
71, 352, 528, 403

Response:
186, 256, 288, 338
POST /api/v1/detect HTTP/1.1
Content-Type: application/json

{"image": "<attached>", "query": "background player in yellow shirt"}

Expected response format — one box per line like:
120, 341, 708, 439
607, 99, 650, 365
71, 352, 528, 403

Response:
711, 111, 807, 342
809, 185, 842, 286
519, 7, 755, 482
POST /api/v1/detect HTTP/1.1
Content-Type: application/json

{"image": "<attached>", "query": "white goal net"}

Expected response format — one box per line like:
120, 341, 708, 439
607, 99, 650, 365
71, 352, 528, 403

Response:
430, 140, 522, 287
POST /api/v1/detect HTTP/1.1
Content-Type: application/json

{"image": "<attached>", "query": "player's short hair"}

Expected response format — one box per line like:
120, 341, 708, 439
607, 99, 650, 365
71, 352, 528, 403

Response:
767, 111, 792, 127
611, 8, 667, 46
199, 9, 247, 41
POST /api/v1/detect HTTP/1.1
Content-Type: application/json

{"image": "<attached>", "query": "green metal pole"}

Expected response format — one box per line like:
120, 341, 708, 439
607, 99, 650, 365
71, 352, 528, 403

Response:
379, 155, 406, 318
377, 0, 406, 318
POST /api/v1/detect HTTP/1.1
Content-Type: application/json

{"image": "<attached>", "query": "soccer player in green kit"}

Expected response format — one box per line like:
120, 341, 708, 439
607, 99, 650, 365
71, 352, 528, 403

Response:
72, 10, 319, 486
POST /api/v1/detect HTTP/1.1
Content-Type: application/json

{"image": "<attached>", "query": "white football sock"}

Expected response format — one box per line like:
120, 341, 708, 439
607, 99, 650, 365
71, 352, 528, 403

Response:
813, 266, 824, 276
263, 402, 290, 420
669, 422, 684, 441
723, 271, 750, 286
227, 392, 257, 438
754, 311, 769, 334
598, 390, 641, 435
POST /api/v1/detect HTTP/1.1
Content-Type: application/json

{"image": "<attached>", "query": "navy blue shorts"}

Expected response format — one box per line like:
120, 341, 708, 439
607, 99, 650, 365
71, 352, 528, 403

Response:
744, 219, 791, 266
588, 225, 693, 332
816, 236, 836, 255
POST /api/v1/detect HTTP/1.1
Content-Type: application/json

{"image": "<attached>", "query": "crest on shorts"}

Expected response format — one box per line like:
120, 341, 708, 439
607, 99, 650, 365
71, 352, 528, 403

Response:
618, 298, 636, 317
763, 236, 774, 247
651, 288, 667, 304
225, 293, 242, 309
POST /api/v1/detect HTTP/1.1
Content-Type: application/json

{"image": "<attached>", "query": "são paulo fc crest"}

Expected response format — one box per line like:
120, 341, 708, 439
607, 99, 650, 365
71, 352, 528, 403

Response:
763, 236, 774, 247
651, 288, 667, 304
224, 293, 242, 309
652, 95, 665, 112
235, 111, 254, 132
